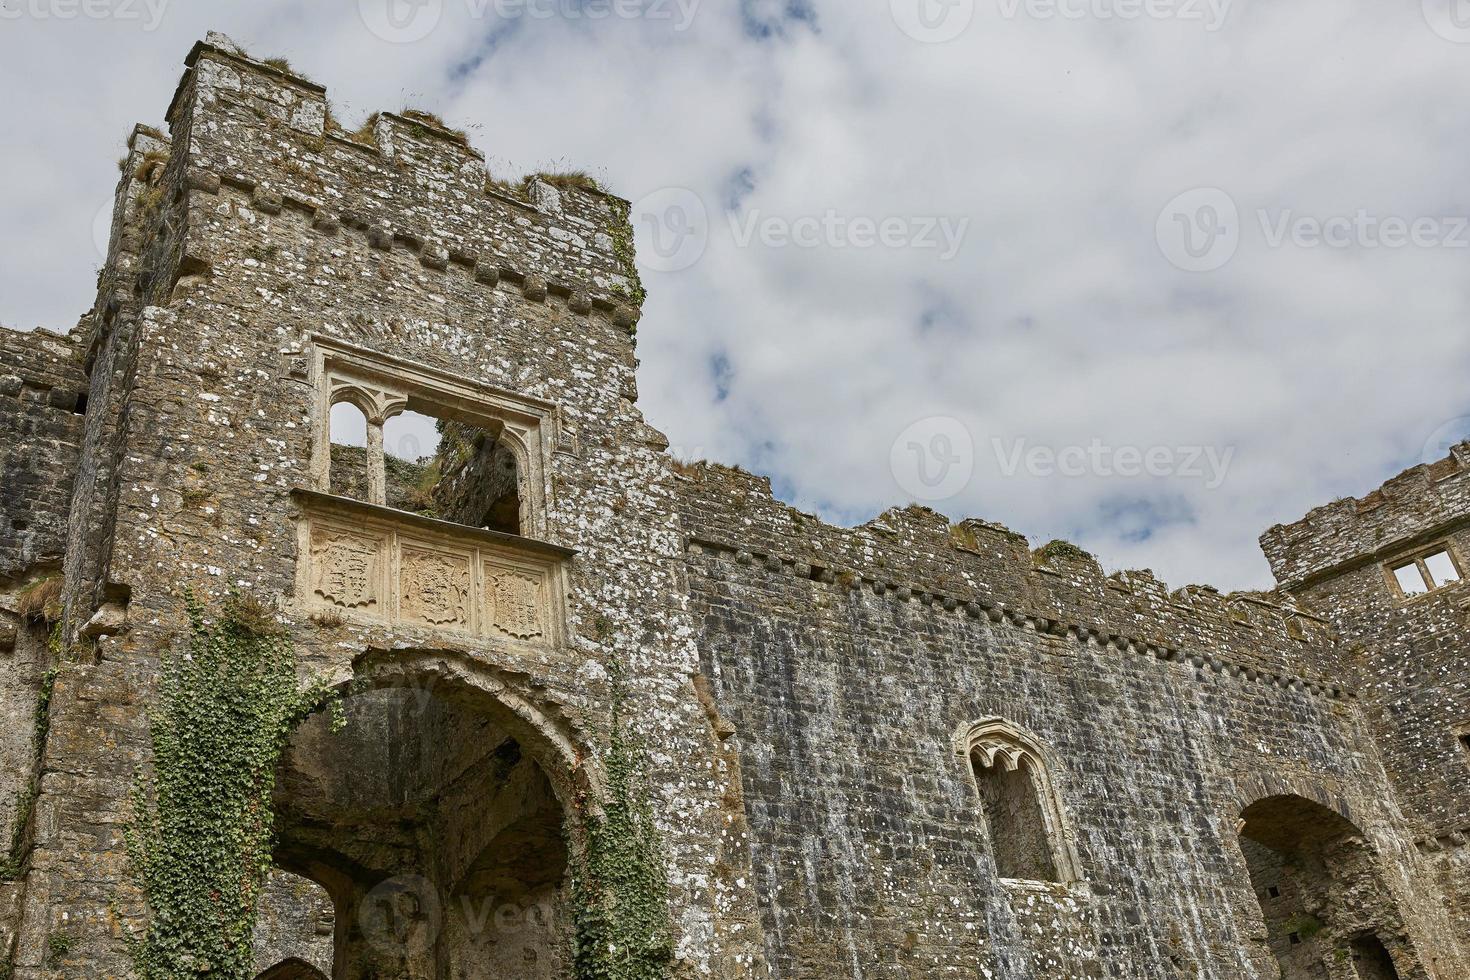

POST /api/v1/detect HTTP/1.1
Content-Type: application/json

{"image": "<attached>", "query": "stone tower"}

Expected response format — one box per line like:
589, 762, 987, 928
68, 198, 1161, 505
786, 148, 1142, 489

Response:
0, 31, 1467, 980
1264, 442, 1470, 965
0, 32, 761, 979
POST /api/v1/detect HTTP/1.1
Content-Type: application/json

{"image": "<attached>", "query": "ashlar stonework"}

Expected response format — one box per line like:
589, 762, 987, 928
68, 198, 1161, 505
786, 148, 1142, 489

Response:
0, 32, 1465, 979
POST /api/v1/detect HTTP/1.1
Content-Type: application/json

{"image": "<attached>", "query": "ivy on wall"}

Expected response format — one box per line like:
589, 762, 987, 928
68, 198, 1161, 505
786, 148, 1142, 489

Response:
572, 663, 673, 980
125, 594, 341, 980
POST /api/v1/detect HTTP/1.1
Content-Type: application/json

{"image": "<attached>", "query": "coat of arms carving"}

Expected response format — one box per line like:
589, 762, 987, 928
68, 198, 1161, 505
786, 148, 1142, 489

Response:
311, 530, 382, 609
487, 569, 544, 639
401, 550, 470, 627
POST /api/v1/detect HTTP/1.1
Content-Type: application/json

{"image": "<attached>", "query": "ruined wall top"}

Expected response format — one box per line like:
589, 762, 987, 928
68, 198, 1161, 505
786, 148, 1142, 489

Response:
0, 326, 88, 581
1260, 441, 1470, 590
676, 462, 1346, 697
158, 32, 643, 331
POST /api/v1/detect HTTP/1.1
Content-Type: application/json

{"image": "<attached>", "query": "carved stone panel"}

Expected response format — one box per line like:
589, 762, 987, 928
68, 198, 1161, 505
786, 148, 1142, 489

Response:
297, 495, 564, 647
310, 528, 386, 611
485, 563, 547, 640
400, 548, 472, 629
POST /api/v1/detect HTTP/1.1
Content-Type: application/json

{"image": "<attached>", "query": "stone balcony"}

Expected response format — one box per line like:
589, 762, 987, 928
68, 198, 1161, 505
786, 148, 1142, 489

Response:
290, 488, 572, 646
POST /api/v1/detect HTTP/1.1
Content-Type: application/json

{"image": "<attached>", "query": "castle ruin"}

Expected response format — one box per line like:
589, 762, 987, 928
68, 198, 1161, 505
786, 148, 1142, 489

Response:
0, 33, 1466, 979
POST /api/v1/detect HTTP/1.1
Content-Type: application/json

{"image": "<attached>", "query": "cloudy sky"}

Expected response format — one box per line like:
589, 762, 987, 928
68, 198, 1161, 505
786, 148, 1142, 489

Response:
3, 0, 1470, 590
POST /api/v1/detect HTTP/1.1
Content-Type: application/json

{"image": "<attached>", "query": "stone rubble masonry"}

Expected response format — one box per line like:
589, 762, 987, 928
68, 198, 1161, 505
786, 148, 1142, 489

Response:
0, 327, 88, 582
1263, 442, 1470, 967
0, 29, 1464, 980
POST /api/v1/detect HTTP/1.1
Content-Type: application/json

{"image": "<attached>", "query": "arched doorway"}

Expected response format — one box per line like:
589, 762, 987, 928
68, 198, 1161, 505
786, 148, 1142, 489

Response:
251, 869, 335, 977
1236, 794, 1420, 980
255, 957, 329, 980
271, 661, 582, 979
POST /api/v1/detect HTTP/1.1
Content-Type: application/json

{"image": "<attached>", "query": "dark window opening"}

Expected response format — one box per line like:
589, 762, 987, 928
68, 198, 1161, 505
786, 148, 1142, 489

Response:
1458, 731, 1470, 760
1287, 933, 1300, 945
72, 391, 88, 415
971, 753, 1060, 882
1350, 935, 1402, 980
1266, 886, 1280, 899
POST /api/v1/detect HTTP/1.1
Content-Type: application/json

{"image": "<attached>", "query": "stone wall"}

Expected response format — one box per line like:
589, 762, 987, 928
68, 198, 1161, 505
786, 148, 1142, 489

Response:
677, 462, 1467, 979
1264, 442, 1470, 966
0, 327, 87, 584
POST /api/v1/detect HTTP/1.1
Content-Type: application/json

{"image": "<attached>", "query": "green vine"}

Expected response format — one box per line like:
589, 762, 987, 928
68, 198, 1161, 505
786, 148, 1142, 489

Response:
124, 593, 342, 980
572, 663, 672, 980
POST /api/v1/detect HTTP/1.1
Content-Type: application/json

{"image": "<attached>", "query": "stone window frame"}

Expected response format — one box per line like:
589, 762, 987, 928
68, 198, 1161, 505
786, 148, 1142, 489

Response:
953, 718, 1083, 886
307, 335, 565, 541
1381, 542, 1464, 602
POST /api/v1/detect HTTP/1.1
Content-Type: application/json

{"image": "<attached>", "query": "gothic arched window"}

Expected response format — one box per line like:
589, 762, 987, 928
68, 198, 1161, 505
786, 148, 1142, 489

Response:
956, 719, 1080, 884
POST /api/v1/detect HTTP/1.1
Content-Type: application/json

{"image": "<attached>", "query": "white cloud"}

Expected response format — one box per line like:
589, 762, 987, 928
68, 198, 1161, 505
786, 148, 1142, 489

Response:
3, 0, 1468, 589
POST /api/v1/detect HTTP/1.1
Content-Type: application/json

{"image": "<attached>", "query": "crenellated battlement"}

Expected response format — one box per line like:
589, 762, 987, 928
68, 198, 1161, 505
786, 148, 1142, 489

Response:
157, 33, 643, 330
1261, 441, 1470, 588
676, 460, 1346, 699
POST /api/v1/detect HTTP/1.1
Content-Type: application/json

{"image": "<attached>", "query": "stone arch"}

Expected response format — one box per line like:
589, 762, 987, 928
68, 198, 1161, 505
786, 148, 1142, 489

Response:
953, 718, 1082, 884
1230, 791, 1426, 980
254, 958, 328, 980
1230, 773, 1363, 832
272, 648, 602, 979
251, 868, 335, 979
